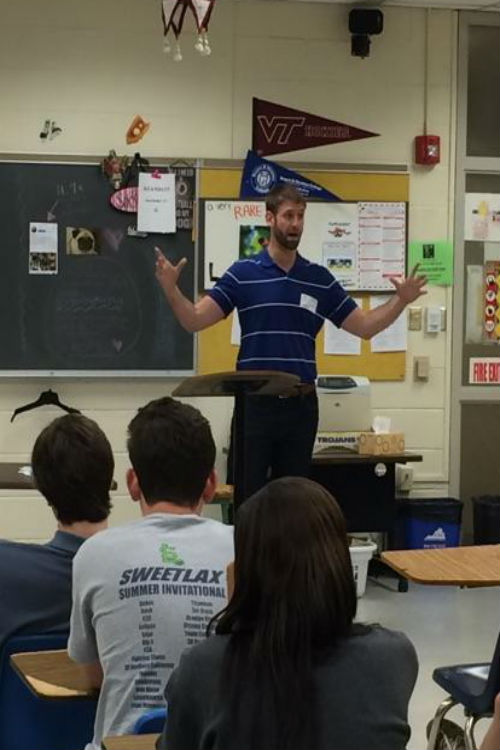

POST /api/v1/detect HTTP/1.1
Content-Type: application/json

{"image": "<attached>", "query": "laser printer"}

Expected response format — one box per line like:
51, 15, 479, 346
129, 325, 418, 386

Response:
314, 375, 371, 453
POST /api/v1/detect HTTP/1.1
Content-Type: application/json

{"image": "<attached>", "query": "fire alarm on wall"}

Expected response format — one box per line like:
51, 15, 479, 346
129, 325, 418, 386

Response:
415, 135, 440, 165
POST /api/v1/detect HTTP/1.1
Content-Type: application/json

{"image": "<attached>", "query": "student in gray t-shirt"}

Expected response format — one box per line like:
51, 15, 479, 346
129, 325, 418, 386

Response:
160, 477, 418, 750
69, 397, 234, 750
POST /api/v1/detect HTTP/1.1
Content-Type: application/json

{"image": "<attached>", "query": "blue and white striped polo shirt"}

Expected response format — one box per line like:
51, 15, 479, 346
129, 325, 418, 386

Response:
208, 249, 358, 383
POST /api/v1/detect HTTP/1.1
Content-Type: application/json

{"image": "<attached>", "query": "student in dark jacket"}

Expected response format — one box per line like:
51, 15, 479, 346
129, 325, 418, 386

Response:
0, 414, 113, 650
159, 476, 418, 750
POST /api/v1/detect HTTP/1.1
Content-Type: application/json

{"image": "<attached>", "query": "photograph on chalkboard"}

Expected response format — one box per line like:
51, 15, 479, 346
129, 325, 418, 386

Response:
239, 224, 270, 258
29, 251, 58, 274
66, 227, 100, 256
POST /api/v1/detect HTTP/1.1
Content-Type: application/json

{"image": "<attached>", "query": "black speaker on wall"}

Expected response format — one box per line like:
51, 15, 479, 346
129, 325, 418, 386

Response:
349, 8, 384, 58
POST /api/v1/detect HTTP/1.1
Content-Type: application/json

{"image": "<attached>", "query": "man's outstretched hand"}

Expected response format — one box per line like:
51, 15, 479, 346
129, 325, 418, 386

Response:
155, 247, 188, 294
390, 264, 428, 304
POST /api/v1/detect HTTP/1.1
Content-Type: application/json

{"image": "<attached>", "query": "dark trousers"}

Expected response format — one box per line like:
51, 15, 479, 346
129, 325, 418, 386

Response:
228, 393, 319, 501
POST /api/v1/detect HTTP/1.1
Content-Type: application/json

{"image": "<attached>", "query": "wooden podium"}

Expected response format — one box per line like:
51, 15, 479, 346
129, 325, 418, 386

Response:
173, 371, 300, 513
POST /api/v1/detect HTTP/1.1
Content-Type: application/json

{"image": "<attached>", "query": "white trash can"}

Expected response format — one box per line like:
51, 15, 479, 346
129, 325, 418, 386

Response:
349, 538, 377, 597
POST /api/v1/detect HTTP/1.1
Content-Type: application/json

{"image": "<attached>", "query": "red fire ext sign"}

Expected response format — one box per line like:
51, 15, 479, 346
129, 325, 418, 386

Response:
469, 357, 500, 384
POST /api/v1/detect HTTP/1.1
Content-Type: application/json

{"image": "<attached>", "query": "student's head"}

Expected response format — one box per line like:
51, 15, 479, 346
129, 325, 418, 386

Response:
213, 477, 357, 749
265, 185, 306, 251
221, 476, 356, 639
126, 397, 216, 509
31, 414, 113, 525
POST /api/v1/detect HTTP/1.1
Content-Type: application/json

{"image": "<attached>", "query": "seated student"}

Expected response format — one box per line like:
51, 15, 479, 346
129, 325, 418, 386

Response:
0, 414, 113, 651
69, 396, 234, 750
160, 476, 418, 750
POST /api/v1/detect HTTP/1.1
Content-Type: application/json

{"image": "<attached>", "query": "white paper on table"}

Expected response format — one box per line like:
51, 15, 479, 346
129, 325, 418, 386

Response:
29, 222, 57, 252
324, 297, 362, 355
369, 295, 407, 352
137, 172, 176, 233
230, 311, 241, 346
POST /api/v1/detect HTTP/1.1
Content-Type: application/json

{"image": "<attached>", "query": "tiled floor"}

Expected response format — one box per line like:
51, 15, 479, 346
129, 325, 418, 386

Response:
357, 576, 500, 749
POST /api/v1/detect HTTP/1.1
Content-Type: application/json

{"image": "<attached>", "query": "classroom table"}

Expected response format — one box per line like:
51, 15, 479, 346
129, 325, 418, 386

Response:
102, 734, 159, 750
381, 544, 500, 586
10, 649, 98, 699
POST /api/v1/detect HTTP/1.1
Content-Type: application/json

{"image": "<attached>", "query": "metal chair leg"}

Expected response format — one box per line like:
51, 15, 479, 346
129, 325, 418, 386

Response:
464, 714, 479, 750
427, 696, 458, 750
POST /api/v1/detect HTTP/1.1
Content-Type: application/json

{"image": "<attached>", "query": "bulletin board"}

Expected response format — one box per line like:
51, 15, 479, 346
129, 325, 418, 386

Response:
197, 167, 409, 381
201, 199, 406, 292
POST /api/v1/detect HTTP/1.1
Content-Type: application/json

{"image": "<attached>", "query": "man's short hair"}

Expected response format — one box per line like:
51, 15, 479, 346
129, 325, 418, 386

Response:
265, 184, 306, 214
32, 414, 113, 524
127, 397, 216, 507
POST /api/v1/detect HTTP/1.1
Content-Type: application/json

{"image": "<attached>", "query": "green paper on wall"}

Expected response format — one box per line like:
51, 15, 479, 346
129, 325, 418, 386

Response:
408, 241, 453, 286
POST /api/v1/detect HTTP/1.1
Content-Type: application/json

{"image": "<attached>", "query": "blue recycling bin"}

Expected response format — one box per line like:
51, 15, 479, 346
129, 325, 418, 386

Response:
393, 498, 463, 549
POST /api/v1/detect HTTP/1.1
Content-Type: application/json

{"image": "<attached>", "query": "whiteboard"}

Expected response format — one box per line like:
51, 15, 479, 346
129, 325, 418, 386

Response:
202, 199, 406, 292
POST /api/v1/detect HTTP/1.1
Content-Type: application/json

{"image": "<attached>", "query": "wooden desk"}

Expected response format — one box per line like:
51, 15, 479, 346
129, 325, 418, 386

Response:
212, 483, 234, 524
381, 545, 500, 586
10, 649, 98, 699
102, 734, 159, 750
310, 451, 422, 533
0, 462, 117, 491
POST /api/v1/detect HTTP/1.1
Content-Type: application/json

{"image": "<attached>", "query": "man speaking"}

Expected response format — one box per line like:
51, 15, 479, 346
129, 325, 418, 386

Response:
155, 185, 426, 498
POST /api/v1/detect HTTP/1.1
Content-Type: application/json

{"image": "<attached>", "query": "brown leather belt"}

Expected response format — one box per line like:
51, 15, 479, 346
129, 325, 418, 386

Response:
279, 383, 316, 398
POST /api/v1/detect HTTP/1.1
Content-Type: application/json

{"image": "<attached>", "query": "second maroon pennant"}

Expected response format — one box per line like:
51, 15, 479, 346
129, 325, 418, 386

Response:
252, 97, 378, 157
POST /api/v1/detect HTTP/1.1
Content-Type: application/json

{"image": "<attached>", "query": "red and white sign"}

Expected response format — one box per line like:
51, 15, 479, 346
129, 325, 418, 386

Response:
252, 98, 378, 157
469, 357, 500, 384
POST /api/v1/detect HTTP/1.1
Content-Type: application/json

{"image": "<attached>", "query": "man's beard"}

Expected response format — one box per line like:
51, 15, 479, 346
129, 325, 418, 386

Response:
273, 226, 301, 251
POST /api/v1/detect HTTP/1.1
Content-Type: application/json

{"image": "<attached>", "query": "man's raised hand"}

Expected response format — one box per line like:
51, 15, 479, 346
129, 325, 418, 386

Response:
390, 264, 428, 305
155, 247, 188, 294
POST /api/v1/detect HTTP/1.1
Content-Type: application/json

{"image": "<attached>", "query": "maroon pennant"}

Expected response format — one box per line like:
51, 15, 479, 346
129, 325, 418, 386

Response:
252, 98, 378, 157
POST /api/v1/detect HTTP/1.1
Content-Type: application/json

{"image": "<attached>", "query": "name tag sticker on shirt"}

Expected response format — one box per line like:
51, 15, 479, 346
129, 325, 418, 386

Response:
300, 293, 318, 314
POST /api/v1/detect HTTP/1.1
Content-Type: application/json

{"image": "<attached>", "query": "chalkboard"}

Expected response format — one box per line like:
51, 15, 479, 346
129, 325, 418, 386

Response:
0, 162, 194, 375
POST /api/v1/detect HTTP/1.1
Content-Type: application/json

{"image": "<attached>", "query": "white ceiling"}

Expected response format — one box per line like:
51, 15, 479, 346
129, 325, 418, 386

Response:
264, 0, 500, 12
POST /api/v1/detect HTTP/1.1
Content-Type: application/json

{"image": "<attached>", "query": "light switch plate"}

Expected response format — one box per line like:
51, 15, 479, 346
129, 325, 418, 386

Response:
408, 307, 422, 331
426, 307, 442, 333
414, 355, 430, 380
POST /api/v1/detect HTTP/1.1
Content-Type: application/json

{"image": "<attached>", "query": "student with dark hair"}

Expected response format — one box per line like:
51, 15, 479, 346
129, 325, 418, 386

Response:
0, 414, 113, 650
69, 397, 234, 750
159, 477, 418, 750
155, 184, 427, 498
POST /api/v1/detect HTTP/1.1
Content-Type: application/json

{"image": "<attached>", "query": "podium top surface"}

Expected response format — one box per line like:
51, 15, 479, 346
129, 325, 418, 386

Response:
173, 370, 301, 397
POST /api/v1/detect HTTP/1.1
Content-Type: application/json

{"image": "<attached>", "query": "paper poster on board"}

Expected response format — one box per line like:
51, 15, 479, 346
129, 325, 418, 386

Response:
29, 222, 58, 274
320, 204, 358, 289
203, 200, 406, 292
358, 203, 406, 290
137, 172, 176, 233
464, 193, 500, 242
